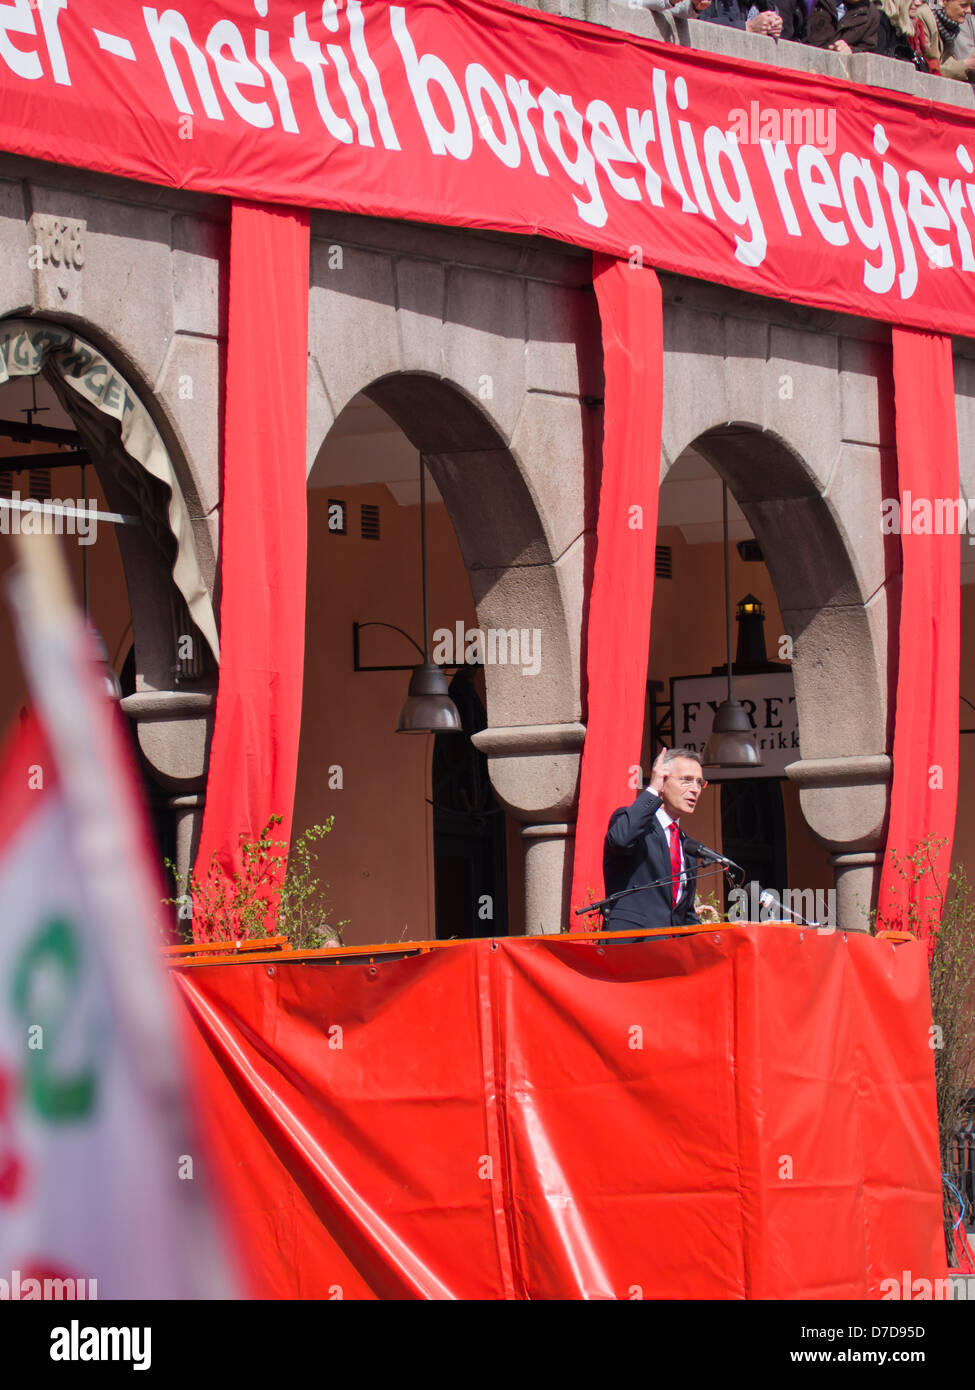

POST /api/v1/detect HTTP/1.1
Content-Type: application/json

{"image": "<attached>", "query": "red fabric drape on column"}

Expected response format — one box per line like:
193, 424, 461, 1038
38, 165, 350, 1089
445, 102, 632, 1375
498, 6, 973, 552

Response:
877, 328, 961, 943
194, 202, 311, 922
569, 257, 663, 928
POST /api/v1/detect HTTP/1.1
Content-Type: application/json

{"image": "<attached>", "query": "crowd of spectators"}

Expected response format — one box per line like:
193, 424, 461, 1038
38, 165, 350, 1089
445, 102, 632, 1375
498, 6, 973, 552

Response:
637, 0, 975, 80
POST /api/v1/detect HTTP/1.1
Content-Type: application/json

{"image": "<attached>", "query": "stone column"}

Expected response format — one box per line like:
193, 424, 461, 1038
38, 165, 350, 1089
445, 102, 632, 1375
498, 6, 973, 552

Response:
829, 850, 885, 929
471, 722, 586, 935
520, 824, 575, 937
119, 689, 215, 882
784, 754, 891, 930
168, 792, 208, 881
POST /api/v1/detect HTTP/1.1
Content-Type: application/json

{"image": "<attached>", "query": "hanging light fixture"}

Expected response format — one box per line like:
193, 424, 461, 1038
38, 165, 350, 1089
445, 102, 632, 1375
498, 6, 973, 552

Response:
703, 482, 764, 769
396, 454, 463, 735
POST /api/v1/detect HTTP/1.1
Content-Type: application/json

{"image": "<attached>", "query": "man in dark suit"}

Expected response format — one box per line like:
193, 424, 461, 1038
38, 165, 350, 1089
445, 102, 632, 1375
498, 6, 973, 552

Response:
602, 747, 708, 933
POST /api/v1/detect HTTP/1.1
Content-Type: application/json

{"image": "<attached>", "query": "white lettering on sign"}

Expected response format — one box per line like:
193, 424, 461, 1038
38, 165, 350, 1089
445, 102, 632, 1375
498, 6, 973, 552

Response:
672, 671, 798, 780
0, 0, 69, 83
0, 3, 974, 321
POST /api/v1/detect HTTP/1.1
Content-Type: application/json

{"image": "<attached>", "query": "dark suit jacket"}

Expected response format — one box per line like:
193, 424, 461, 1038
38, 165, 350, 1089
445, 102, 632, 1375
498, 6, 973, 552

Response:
807, 0, 879, 51
602, 790, 701, 931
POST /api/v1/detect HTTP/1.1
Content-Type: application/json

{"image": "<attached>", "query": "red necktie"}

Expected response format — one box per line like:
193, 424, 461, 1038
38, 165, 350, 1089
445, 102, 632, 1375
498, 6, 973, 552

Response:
669, 822, 681, 905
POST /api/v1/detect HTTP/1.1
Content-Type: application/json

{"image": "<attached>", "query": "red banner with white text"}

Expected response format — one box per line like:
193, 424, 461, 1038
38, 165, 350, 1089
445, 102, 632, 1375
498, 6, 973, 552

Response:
2, 0, 975, 335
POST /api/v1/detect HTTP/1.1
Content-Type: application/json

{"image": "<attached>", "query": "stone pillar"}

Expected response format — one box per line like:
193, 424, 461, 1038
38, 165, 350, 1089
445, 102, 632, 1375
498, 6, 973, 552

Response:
521, 824, 575, 936
168, 792, 207, 882
119, 689, 215, 882
784, 754, 891, 931
471, 722, 586, 935
829, 850, 885, 929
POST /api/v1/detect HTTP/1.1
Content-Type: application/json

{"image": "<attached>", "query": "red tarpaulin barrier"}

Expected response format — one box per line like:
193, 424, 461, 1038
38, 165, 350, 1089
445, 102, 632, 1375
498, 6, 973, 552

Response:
172, 927, 946, 1299
2, 0, 975, 336
570, 258, 662, 925
877, 329, 961, 943
193, 202, 310, 905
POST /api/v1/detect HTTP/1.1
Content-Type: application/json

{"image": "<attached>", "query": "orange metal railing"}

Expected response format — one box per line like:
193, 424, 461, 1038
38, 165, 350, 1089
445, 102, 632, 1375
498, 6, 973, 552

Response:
161, 920, 912, 970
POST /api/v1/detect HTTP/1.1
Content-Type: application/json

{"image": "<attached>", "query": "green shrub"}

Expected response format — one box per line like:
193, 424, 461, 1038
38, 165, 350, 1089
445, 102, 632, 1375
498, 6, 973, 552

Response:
165, 815, 348, 950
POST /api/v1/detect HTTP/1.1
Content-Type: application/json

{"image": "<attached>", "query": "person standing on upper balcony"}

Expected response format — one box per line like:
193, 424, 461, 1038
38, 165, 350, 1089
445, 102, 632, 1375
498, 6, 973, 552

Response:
772, 0, 809, 41
950, 0, 975, 57
930, 0, 975, 77
911, 0, 948, 68
694, 0, 785, 35
629, 0, 700, 18
877, 0, 929, 64
807, 0, 881, 51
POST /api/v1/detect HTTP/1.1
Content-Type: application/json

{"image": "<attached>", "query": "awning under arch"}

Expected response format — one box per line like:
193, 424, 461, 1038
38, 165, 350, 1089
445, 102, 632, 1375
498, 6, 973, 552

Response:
0, 319, 219, 664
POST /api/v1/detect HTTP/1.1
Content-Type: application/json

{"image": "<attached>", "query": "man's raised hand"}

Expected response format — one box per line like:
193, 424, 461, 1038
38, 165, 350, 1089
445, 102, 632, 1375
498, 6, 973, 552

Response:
648, 747, 669, 795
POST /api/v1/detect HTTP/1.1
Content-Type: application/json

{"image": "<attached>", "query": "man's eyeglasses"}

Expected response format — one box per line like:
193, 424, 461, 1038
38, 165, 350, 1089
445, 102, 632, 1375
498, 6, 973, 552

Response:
674, 776, 708, 790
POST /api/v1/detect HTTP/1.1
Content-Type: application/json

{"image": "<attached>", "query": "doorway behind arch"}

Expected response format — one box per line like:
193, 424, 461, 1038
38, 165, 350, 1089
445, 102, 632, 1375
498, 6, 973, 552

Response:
296, 392, 522, 947
0, 371, 131, 749
646, 445, 833, 919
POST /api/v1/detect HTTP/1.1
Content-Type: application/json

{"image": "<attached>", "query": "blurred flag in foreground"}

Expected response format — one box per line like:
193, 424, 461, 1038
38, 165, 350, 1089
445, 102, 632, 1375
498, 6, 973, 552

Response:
0, 532, 232, 1299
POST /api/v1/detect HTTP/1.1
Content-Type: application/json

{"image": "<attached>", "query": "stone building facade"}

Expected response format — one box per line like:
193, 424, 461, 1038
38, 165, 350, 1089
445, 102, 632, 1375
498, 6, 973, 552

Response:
0, 4, 972, 934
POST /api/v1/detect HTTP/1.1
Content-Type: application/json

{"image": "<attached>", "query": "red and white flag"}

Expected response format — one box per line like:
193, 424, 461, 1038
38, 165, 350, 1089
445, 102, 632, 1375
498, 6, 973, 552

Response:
0, 536, 232, 1300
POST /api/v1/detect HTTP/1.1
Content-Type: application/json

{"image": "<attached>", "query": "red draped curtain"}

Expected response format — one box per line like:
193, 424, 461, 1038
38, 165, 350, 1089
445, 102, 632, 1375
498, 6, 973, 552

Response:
193, 202, 311, 934
877, 329, 961, 945
569, 257, 664, 928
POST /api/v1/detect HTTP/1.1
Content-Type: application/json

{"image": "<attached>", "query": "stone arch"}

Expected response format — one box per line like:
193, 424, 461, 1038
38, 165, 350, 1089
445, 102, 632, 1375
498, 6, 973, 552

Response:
0, 317, 219, 874
305, 229, 598, 932
361, 371, 579, 753
0, 318, 217, 659
307, 368, 587, 936
681, 421, 891, 925
305, 229, 598, 737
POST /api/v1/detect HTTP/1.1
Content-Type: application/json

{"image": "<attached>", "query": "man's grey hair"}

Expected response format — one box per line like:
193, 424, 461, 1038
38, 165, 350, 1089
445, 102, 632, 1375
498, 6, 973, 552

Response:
659, 747, 703, 767
643, 748, 704, 786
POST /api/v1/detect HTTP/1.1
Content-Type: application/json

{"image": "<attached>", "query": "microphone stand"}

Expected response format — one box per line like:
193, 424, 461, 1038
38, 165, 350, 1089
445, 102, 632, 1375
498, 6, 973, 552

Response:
758, 888, 822, 928
575, 862, 734, 922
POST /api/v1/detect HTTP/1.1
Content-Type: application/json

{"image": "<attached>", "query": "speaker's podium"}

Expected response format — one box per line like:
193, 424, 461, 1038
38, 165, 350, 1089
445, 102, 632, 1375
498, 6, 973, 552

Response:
169, 921, 946, 1299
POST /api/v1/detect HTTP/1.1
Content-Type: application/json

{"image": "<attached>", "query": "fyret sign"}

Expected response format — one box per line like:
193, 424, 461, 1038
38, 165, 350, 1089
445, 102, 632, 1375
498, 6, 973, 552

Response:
671, 671, 798, 780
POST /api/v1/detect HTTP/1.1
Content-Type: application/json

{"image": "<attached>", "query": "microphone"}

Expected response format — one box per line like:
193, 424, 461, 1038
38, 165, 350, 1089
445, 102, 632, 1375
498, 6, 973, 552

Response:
759, 888, 820, 928
682, 837, 741, 871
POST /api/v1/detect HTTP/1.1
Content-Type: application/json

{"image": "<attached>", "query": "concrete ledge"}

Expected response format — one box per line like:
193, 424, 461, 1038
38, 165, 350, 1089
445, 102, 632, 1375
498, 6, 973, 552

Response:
309, 211, 592, 289
508, 0, 975, 105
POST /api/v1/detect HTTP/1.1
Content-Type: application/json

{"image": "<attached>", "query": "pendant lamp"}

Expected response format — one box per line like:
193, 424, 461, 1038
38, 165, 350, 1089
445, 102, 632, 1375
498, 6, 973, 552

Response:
396, 456, 463, 735
703, 482, 764, 769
